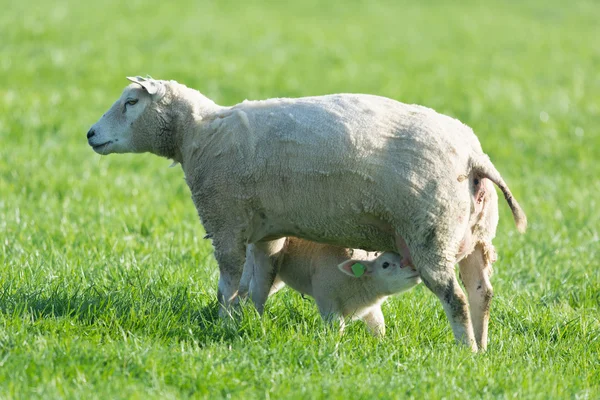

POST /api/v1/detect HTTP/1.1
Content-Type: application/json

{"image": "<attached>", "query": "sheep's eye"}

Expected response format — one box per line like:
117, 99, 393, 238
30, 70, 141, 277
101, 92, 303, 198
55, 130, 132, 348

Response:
382, 262, 390, 269
126, 99, 138, 106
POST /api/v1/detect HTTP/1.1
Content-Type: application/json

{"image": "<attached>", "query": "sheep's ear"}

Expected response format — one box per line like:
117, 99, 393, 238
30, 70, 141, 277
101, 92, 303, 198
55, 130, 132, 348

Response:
126, 76, 165, 100
338, 260, 372, 278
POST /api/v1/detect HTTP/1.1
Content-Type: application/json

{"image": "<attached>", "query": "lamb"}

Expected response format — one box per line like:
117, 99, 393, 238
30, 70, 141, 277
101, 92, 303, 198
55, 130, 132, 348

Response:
238, 237, 421, 336
87, 76, 527, 351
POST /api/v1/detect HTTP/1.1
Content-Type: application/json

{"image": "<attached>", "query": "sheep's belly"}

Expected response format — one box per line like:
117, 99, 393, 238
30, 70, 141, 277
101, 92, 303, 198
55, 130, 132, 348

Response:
250, 214, 397, 252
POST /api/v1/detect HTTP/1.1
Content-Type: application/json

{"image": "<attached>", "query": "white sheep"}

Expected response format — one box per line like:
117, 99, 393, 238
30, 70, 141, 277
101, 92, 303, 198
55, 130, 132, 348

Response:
238, 237, 421, 336
87, 76, 526, 351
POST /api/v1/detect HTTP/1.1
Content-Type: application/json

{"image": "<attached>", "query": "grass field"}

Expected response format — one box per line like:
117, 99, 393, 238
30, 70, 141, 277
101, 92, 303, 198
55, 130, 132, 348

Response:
1, 0, 599, 398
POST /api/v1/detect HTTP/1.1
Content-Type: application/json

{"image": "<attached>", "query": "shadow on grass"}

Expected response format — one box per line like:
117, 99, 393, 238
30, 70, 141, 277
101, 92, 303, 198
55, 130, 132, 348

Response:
0, 283, 273, 345
0, 283, 431, 346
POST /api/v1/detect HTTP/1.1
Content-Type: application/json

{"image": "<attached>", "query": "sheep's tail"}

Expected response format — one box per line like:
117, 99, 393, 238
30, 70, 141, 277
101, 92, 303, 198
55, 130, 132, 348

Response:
469, 154, 527, 233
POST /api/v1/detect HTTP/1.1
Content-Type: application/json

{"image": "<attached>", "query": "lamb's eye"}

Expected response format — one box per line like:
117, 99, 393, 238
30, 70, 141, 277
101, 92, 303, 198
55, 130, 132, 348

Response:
382, 262, 390, 269
126, 99, 138, 106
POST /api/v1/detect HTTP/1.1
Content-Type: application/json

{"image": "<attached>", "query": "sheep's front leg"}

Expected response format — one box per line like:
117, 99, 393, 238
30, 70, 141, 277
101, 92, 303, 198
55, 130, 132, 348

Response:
237, 246, 256, 299
239, 245, 286, 301
213, 236, 246, 318
459, 243, 494, 351
362, 307, 386, 337
248, 238, 286, 314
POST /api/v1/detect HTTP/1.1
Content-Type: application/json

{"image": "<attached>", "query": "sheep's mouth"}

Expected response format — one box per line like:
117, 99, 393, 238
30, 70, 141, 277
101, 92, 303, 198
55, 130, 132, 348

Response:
91, 141, 113, 153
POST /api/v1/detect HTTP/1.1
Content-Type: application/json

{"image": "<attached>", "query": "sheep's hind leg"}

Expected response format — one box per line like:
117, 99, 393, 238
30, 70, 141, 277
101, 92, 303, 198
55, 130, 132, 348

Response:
459, 243, 494, 351
408, 237, 477, 351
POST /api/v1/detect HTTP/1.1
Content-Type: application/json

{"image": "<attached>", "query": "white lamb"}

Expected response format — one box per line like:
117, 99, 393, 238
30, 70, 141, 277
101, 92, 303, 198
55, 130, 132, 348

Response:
239, 237, 421, 336
87, 76, 526, 351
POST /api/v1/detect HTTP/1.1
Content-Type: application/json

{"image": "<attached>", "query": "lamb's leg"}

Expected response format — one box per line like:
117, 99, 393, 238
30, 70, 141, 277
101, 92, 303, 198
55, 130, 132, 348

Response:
248, 238, 286, 314
404, 235, 477, 351
323, 314, 346, 336
337, 317, 346, 335
269, 276, 286, 296
316, 299, 345, 334
362, 307, 386, 337
459, 243, 494, 351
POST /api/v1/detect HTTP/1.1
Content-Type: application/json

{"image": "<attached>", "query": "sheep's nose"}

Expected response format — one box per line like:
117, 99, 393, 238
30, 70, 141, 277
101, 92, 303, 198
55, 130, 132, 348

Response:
87, 128, 95, 139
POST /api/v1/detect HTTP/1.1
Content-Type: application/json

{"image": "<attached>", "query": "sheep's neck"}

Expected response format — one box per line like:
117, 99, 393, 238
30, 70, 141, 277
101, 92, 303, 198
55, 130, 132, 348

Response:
168, 89, 220, 165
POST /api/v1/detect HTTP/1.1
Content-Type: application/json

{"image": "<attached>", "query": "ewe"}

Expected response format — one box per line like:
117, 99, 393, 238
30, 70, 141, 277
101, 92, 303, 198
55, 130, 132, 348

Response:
87, 76, 526, 351
239, 237, 421, 337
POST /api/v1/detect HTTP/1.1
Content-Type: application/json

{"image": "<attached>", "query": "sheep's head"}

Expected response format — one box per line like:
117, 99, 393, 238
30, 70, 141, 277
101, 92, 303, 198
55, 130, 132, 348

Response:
87, 76, 169, 156
338, 252, 420, 295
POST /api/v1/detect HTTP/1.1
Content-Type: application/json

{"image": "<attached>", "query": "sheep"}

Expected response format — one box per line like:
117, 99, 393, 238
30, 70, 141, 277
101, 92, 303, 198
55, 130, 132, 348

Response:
238, 237, 421, 336
87, 76, 527, 351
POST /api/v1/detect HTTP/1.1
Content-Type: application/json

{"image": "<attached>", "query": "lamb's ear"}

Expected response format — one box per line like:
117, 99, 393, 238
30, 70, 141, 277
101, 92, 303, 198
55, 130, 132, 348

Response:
126, 76, 165, 100
338, 260, 372, 278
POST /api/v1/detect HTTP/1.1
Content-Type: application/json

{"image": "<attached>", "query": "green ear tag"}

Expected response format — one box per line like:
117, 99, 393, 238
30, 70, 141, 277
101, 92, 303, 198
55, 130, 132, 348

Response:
351, 263, 365, 277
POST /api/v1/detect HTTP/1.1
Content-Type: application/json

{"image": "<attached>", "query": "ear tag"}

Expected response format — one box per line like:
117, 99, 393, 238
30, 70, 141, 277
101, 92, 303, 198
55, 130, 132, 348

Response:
351, 263, 365, 277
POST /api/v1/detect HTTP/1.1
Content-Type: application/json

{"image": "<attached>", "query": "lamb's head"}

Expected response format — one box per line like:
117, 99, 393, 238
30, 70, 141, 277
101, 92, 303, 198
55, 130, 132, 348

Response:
338, 252, 421, 295
87, 76, 172, 157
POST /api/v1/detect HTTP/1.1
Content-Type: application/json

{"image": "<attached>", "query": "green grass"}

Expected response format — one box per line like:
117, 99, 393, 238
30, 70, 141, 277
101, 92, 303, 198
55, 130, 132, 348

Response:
1, 0, 599, 398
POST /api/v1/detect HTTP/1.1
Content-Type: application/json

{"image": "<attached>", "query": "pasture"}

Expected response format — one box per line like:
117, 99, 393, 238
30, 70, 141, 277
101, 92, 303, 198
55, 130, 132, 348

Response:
0, 0, 598, 398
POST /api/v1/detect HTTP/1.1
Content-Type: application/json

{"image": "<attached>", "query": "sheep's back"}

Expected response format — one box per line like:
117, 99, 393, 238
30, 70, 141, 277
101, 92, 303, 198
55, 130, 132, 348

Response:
190, 94, 477, 250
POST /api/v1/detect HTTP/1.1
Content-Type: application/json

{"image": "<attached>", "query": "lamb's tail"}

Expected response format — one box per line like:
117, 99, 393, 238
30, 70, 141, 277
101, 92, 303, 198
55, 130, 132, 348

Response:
469, 154, 527, 233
